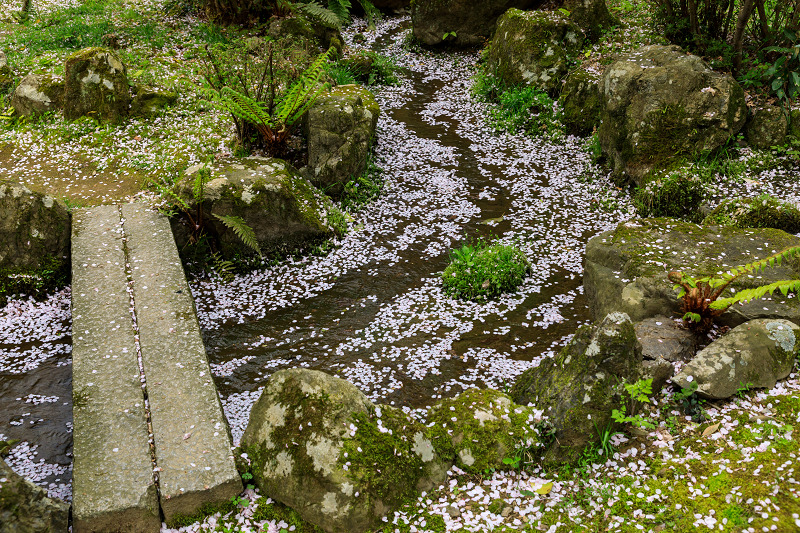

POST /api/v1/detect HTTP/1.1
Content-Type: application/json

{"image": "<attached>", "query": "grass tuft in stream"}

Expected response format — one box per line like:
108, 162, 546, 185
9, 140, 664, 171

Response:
442, 239, 531, 302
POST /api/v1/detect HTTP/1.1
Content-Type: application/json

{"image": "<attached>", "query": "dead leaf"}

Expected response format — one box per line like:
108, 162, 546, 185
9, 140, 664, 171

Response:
535, 481, 553, 495
702, 422, 720, 437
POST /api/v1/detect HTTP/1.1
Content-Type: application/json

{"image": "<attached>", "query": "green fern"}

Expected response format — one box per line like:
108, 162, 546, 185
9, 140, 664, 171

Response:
669, 245, 800, 331
274, 46, 332, 126
213, 214, 262, 255
295, 1, 342, 28
211, 252, 236, 283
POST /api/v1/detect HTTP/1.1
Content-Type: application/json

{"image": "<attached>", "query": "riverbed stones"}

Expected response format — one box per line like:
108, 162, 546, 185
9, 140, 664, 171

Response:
0, 459, 69, 533
559, 66, 601, 135
307, 84, 379, 197
584, 219, 800, 326
0, 181, 70, 303
673, 319, 800, 399
426, 389, 544, 473
71, 205, 161, 532
702, 196, 800, 234
10, 74, 64, 117
487, 9, 584, 94
410, 0, 540, 47
744, 104, 789, 150
176, 158, 346, 258
121, 204, 241, 523
242, 368, 450, 533
599, 45, 747, 183
511, 312, 642, 464
64, 47, 130, 122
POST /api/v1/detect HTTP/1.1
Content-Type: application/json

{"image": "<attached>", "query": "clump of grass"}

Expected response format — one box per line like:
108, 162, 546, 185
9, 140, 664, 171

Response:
339, 150, 383, 212
442, 239, 530, 301
703, 194, 800, 234
337, 50, 400, 86
633, 165, 708, 220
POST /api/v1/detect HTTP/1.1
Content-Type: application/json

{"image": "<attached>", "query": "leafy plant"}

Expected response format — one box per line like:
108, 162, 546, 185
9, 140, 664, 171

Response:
764, 29, 800, 105
442, 239, 530, 301
673, 381, 706, 423
611, 378, 656, 431
668, 245, 800, 332
442, 30, 457, 41
204, 45, 333, 156
214, 214, 262, 255
338, 51, 400, 86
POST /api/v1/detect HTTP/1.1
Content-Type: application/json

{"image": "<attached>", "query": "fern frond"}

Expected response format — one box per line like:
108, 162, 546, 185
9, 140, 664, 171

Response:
328, 0, 350, 23
275, 47, 333, 126
355, 0, 381, 28
295, 1, 342, 28
213, 214, 262, 255
714, 245, 800, 286
153, 180, 191, 212
710, 279, 800, 310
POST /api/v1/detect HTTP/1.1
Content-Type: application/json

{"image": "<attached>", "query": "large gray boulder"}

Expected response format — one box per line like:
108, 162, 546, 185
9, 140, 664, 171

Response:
10, 74, 64, 117
559, 66, 601, 135
241, 369, 451, 533
411, 0, 541, 47
426, 389, 545, 473
486, 9, 584, 94
511, 313, 642, 464
0, 181, 70, 302
306, 85, 379, 197
64, 47, 130, 122
562, 0, 618, 42
599, 45, 747, 183
175, 158, 346, 258
744, 105, 789, 150
673, 319, 799, 399
584, 219, 800, 327
1, 459, 69, 533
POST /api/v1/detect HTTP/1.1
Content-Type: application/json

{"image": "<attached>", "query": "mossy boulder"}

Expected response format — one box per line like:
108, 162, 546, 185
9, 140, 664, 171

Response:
426, 389, 545, 473
559, 65, 601, 135
410, 0, 541, 47
307, 85, 379, 197
511, 312, 642, 464
267, 13, 343, 55
673, 319, 799, 399
583, 218, 800, 326
64, 47, 130, 122
789, 109, 800, 140
130, 85, 177, 117
176, 158, 346, 258
632, 164, 708, 218
0, 181, 70, 305
562, 0, 618, 42
241, 369, 451, 533
1, 459, 70, 533
702, 196, 800, 235
486, 9, 584, 95
599, 45, 746, 183
744, 104, 789, 150
10, 74, 64, 117
0, 51, 13, 92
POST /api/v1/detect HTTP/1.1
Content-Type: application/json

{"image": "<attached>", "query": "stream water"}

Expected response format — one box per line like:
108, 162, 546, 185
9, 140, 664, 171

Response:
0, 17, 634, 501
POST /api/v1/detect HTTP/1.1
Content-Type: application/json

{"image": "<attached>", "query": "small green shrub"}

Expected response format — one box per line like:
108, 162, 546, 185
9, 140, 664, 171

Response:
337, 51, 399, 86
633, 166, 707, 220
442, 239, 530, 301
702, 195, 800, 234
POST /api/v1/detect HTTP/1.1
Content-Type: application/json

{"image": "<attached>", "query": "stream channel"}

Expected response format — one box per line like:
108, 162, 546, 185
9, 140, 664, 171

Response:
0, 16, 634, 501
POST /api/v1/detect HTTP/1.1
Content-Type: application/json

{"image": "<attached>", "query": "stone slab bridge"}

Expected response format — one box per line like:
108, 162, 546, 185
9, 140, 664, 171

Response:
70, 204, 241, 532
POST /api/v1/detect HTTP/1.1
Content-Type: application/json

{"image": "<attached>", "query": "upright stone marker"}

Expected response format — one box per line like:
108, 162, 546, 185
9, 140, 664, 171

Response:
71, 206, 160, 532
121, 204, 241, 522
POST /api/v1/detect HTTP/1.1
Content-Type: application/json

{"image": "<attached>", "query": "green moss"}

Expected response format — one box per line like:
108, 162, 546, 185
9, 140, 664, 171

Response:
251, 498, 325, 532
166, 499, 238, 528
633, 165, 708, 221
702, 195, 800, 234
0, 254, 69, 307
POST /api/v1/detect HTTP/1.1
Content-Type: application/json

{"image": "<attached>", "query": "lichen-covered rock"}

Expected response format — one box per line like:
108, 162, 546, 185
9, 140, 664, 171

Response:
487, 9, 584, 94
702, 196, 800, 235
10, 74, 64, 117
744, 105, 789, 150
673, 319, 799, 399
0, 51, 13, 92
599, 45, 746, 183
511, 313, 642, 464
635, 316, 696, 363
584, 219, 800, 326
427, 389, 545, 473
64, 47, 130, 122
1, 459, 70, 533
241, 369, 451, 533
559, 66, 601, 135
410, 0, 540, 47
307, 85, 379, 197
176, 158, 346, 258
563, 0, 618, 42
0, 181, 70, 304
130, 85, 177, 117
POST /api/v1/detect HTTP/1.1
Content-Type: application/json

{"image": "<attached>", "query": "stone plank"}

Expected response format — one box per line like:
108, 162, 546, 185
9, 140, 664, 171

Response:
71, 206, 160, 532
121, 204, 241, 522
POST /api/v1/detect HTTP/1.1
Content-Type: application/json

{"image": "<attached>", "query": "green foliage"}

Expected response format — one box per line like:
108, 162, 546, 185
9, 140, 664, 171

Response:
324, 61, 357, 86
764, 29, 800, 105
611, 378, 656, 430
338, 51, 400, 86
669, 245, 800, 331
204, 46, 332, 155
442, 239, 530, 301
0, 255, 69, 307
702, 195, 800, 234
339, 150, 383, 212
633, 166, 707, 221
295, 1, 341, 28
213, 214, 262, 255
